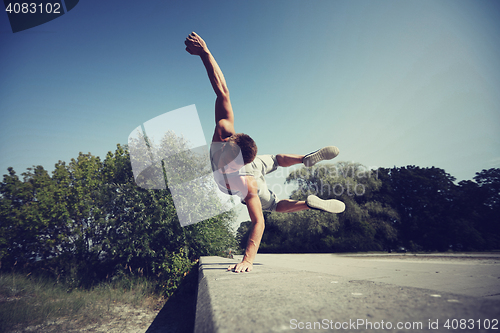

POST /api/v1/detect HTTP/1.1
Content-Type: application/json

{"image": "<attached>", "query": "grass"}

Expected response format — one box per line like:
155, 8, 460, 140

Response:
0, 273, 164, 332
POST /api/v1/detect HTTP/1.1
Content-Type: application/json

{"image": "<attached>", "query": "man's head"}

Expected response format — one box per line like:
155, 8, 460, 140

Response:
218, 133, 257, 173
226, 133, 257, 165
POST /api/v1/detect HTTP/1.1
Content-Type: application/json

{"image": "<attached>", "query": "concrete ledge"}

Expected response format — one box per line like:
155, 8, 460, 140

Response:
194, 254, 500, 333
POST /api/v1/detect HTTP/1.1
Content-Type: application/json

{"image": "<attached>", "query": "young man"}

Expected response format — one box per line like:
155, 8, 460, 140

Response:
185, 32, 345, 273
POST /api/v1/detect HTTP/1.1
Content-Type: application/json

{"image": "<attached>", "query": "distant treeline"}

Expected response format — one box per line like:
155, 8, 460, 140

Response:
237, 162, 500, 253
0, 136, 237, 292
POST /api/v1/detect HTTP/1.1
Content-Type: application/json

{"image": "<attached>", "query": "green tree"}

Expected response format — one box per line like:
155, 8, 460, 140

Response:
378, 166, 465, 251
471, 168, 500, 248
0, 167, 38, 268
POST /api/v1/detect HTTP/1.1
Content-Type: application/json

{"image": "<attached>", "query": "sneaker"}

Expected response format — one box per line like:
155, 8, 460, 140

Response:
302, 146, 339, 167
306, 195, 345, 213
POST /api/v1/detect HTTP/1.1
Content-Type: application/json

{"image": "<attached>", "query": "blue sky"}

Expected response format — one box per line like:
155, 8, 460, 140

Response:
1, 1, 499, 223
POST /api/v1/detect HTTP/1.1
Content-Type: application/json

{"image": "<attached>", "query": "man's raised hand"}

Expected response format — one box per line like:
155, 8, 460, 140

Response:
185, 32, 209, 56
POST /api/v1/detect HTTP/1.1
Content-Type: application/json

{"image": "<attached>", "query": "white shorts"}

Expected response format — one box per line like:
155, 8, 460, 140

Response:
242, 155, 280, 211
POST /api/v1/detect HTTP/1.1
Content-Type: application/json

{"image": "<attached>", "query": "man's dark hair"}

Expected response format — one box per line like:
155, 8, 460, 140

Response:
226, 133, 257, 165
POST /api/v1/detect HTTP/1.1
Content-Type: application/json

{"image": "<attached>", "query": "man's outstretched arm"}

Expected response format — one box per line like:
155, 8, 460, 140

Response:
227, 176, 265, 273
185, 32, 234, 141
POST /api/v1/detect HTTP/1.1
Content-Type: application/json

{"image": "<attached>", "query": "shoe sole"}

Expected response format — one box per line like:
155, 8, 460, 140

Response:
306, 195, 345, 213
303, 146, 339, 167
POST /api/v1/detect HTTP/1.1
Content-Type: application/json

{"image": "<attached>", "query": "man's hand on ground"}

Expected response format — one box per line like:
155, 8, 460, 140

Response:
185, 32, 209, 56
228, 260, 253, 273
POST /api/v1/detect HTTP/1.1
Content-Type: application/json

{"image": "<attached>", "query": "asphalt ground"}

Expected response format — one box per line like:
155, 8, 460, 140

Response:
194, 253, 500, 333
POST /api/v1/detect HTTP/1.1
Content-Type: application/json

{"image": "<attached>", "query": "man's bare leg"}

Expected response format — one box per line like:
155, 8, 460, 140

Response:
276, 154, 304, 167
275, 199, 309, 213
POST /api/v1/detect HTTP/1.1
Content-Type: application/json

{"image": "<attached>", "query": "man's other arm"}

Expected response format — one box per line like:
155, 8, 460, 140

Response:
228, 176, 264, 273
